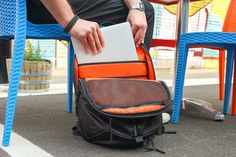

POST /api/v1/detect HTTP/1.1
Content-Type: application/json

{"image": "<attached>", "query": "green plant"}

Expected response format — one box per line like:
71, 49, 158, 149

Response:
24, 40, 45, 62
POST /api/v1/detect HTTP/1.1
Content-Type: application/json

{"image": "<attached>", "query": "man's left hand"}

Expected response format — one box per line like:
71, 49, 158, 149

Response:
126, 9, 147, 48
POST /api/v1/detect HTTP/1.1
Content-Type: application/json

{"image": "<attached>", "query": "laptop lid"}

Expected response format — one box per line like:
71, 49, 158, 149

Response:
71, 22, 138, 64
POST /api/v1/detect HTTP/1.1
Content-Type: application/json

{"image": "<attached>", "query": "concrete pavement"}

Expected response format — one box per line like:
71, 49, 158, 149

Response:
0, 68, 236, 157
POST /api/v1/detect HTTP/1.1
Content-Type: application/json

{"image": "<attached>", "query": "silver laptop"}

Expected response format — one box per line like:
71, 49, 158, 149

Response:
71, 22, 138, 64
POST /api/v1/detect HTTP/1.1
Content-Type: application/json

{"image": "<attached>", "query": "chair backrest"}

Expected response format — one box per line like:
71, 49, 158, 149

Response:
0, 0, 25, 38
223, 0, 236, 32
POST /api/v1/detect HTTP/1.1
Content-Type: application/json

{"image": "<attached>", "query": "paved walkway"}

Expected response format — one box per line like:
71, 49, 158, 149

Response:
0, 68, 236, 157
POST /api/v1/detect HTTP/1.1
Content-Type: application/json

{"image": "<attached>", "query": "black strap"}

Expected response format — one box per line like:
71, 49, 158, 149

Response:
133, 123, 144, 143
64, 15, 80, 33
163, 131, 177, 134
72, 126, 81, 136
143, 137, 165, 154
159, 126, 177, 135
109, 118, 113, 141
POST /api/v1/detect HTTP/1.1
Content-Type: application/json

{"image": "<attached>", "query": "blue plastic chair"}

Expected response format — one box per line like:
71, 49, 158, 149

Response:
0, 0, 74, 146
171, 32, 236, 123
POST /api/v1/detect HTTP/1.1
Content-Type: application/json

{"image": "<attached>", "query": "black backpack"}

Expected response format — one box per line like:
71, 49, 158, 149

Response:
73, 78, 176, 154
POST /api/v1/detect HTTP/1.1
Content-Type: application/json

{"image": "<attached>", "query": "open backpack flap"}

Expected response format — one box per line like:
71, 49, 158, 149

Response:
78, 78, 171, 117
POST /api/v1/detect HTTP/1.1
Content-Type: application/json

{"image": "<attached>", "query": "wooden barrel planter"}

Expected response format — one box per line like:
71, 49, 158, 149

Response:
7, 60, 52, 92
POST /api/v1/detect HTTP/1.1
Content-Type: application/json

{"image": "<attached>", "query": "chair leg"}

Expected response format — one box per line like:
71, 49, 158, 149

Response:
67, 41, 74, 113
2, 42, 26, 147
2, 0, 27, 146
223, 48, 235, 114
3, 44, 25, 146
172, 43, 188, 124
231, 52, 236, 115
219, 49, 225, 100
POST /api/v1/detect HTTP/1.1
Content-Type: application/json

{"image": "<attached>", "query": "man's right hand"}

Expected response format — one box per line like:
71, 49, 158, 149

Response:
69, 19, 105, 54
40, 0, 105, 54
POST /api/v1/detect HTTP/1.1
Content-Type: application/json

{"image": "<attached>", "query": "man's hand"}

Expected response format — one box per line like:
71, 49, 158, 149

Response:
70, 19, 105, 54
126, 10, 147, 48
41, 0, 105, 54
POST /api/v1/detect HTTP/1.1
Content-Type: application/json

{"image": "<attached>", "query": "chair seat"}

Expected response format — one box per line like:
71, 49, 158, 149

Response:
26, 22, 70, 40
180, 32, 236, 48
172, 32, 236, 123
0, 22, 70, 40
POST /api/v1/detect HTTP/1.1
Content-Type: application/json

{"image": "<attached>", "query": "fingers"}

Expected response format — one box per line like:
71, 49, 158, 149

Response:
87, 24, 105, 54
91, 26, 105, 53
97, 27, 105, 48
133, 25, 147, 48
131, 24, 139, 38
80, 38, 90, 54
87, 31, 97, 54
126, 10, 147, 48
71, 19, 105, 54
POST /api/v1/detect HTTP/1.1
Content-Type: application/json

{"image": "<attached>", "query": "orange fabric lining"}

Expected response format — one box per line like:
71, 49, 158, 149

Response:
102, 104, 164, 115
74, 57, 79, 87
74, 47, 155, 82
145, 52, 155, 80
136, 47, 146, 61
78, 63, 147, 78
136, 47, 155, 80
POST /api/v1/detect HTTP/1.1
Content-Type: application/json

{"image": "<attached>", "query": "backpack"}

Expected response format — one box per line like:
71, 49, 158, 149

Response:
73, 47, 175, 153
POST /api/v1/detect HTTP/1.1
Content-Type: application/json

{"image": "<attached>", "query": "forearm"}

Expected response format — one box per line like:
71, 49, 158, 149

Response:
123, 0, 141, 8
41, 0, 74, 28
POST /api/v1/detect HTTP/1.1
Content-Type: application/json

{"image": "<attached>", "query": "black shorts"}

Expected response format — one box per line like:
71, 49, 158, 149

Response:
0, 40, 11, 59
27, 0, 129, 24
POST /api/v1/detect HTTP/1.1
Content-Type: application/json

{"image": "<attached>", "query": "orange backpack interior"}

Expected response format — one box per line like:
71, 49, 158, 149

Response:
74, 47, 156, 87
